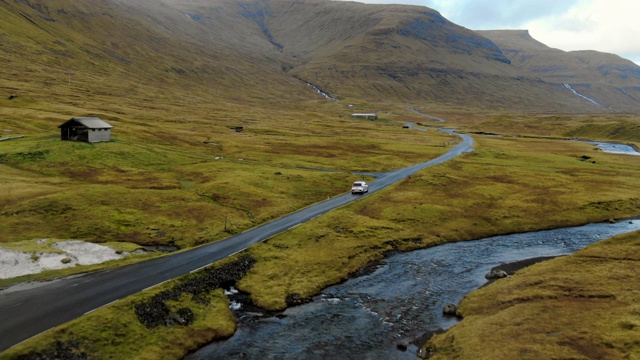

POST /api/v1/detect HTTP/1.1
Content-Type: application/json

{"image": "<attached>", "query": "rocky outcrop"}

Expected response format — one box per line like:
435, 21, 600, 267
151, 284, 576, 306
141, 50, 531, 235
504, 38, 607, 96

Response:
134, 255, 256, 328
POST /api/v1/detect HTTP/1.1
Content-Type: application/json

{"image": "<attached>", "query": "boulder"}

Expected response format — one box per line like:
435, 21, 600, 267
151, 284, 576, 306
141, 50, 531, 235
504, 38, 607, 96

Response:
442, 303, 457, 316
485, 269, 508, 279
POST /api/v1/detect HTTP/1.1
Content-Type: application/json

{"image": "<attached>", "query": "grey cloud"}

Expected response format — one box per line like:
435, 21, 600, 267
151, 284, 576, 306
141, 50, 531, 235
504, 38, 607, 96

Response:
423, 0, 584, 30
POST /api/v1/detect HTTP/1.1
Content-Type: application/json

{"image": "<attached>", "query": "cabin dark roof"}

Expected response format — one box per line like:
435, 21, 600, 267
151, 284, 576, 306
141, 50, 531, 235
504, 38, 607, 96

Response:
58, 117, 113, 129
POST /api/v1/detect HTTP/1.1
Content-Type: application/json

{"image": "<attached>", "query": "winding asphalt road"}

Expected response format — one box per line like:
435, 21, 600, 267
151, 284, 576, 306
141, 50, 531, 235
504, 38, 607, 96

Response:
0, 131, 474, 352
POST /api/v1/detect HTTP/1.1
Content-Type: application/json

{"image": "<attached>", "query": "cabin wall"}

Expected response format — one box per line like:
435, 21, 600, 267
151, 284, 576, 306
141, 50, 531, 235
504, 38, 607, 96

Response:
60, 127, 111, 143
87, 129, 111, 143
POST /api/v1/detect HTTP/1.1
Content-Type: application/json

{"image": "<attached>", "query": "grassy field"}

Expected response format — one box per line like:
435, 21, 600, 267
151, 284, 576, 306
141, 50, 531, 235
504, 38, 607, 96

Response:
0, 97, 455, 252
3, 106, 640, 358
423, 229, 640, 359
0, 101, 458, 290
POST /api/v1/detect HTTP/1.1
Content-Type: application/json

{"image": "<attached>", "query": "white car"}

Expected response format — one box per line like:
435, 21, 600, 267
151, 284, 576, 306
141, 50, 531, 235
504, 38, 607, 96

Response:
351, 181, 369, 194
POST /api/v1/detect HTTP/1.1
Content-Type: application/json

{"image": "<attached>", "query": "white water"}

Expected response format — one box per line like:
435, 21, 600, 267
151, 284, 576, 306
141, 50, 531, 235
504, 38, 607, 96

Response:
563, 83, 601, 106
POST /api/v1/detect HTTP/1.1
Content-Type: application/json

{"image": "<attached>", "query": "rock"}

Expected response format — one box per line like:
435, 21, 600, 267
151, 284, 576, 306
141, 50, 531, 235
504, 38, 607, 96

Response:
16, 340, 90, 360
397, 342, 408, 351
176, 307, 195, 325
165, 312, 185, 327
165, 307, 195, 326
485, 269, 508, 279
285, 292, 309, 306
418, 343, 437, 359
134, 255, 256, 328
442, 303, 457, 316
164, 307, 195, 327
135, 298, 170, 328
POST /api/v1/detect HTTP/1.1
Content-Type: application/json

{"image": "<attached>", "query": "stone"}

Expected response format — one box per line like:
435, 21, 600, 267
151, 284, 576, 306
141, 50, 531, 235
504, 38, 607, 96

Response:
442, 303, 457, 315
485, 269, 508, 279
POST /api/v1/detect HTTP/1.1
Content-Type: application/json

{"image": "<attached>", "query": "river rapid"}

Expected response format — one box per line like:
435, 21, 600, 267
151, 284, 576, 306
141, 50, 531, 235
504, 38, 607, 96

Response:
186, 219, 640, 360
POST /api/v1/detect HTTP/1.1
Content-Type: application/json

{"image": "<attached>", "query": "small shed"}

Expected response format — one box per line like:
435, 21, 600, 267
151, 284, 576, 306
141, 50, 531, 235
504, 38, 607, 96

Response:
58, 117, 113, 143
351, 113, 378, 120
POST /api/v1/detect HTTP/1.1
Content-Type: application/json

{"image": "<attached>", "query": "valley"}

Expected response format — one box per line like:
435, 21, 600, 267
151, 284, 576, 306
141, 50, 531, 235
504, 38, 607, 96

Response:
1, 0, 639, 359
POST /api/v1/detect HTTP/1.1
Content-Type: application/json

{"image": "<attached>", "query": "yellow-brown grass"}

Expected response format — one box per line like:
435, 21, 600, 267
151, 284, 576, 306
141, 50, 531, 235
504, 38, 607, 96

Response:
3, 109, 640, 358
240, 133, 640, 311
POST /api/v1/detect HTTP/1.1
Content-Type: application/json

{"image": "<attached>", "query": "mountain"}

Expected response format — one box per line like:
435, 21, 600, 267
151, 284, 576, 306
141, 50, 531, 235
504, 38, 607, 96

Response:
0, 0, 313, 106
478, 30, 640, 111
1, 0, 639, 113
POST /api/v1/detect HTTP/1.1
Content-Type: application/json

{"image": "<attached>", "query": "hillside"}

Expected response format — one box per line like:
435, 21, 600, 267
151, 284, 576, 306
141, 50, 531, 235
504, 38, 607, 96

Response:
479, 29, 640, 111
0, 0, 313, 107
0, 0, 638, 113
263, 1, 600, 111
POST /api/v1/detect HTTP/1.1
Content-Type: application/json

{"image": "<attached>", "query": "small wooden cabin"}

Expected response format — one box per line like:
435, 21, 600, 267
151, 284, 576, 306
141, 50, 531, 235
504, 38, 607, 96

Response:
59, 117, 113, 143
351, 113, 378, 120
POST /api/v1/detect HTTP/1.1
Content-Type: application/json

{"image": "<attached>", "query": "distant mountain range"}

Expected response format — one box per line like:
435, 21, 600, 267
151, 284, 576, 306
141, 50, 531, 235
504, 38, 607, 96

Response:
1, 0, 639, 113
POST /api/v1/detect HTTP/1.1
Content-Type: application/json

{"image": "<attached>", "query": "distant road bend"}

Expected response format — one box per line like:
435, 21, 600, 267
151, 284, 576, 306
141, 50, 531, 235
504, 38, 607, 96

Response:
0, 131, 474, 352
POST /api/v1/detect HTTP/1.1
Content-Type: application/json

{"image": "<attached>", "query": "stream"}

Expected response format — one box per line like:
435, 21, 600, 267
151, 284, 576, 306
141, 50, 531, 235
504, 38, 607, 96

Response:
186, 219, 640, 360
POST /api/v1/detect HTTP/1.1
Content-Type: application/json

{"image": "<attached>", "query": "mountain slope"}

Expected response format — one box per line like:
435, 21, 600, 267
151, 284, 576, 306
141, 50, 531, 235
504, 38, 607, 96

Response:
0, 0, 639, 113
261, 1, 606, 111
479, 30, 640, 111
0, 0, 314, 107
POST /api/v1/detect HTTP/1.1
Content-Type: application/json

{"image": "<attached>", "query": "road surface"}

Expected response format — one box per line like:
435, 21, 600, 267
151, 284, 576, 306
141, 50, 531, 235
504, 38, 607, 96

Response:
0, 132, 473, 352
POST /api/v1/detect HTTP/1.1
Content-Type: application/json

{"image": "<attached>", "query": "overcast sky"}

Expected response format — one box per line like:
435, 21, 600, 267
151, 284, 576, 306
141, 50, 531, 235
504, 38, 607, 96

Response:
337, 0, 640, 65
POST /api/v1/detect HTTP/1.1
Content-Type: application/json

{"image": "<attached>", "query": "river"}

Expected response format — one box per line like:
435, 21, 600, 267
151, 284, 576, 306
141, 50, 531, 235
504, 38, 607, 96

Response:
186, 219, 640, 360
587, 141, 640, 156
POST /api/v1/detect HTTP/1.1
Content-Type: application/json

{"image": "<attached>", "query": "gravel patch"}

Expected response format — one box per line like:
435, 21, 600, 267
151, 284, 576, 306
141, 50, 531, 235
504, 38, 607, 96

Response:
0, 240, 126, 279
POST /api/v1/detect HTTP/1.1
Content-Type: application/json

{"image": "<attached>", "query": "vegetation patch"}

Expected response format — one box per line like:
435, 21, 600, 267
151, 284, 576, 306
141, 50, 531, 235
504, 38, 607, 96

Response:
0, 149, 49, 163
422, 230, 640, 359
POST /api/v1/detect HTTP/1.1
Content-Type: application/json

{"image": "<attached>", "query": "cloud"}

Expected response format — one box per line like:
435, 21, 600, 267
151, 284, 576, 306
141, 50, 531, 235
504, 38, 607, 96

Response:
523, 0, 640, 64
422, 0, 582, 30
339, 0, 582, 28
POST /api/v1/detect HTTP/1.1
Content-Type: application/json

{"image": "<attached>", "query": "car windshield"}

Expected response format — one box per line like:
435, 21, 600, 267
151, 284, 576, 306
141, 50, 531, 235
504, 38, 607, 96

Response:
353, 182, 364, 186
